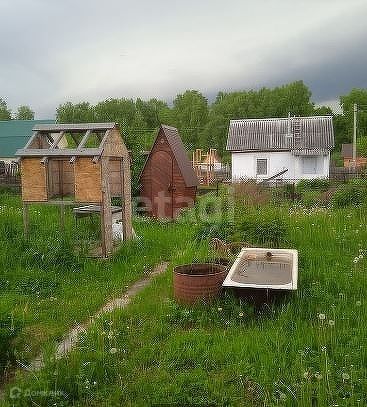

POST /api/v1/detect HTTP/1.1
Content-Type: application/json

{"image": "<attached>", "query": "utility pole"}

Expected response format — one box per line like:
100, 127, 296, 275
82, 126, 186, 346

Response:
353, 103, 357, 167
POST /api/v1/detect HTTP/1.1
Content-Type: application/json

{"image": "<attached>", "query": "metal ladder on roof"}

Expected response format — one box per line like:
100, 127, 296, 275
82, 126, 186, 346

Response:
292, 117, 302, 148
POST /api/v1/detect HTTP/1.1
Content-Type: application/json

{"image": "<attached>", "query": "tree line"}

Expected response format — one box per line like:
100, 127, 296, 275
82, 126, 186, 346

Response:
2, 81, 367, 159
0, 99, 34, 120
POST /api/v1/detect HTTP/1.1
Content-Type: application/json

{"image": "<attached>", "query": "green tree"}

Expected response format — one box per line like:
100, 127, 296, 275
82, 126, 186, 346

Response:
16, 105, 34, 120
172, 90, 209, 150
314, 105, 333, 116
340, 88, 367, 142
0, 98, 11, 120
56, 102, 94, 123
357, 136, 367, 157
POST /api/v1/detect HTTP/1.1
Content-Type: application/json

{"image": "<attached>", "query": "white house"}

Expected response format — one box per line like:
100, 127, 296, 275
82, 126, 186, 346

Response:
226, 116, 334, 181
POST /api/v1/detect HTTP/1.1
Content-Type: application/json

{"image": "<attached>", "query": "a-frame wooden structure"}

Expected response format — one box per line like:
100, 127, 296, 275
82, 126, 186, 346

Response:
139, 125, 198, 219
16, 123, 133, 257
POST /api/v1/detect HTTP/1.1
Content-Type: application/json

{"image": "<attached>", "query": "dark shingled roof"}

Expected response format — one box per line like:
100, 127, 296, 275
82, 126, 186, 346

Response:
140, 125, 198, 187
226, 116, 334, 153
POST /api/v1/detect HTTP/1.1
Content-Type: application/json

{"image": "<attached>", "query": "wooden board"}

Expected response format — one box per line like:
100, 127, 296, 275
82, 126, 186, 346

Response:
109, 159, 123, 197
74, 158, 102, 202
20, 158, 48, 202
48, 160, 74, 197
151, 150, 173, 218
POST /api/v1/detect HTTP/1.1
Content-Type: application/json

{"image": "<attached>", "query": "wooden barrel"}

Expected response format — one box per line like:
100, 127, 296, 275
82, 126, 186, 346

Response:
173, 263, 228, 305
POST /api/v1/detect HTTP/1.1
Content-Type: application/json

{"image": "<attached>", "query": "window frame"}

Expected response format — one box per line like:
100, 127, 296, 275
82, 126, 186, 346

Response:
256, 158, 268, 176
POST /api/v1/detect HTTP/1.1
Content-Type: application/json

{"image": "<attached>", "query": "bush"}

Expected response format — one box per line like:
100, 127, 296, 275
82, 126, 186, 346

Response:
332, 184, 365, 208
0, 314, 21, 374
239, 212, 288, 246
301, 190, 321, 208
296, 179, 330, 194
195, 219, 234, 241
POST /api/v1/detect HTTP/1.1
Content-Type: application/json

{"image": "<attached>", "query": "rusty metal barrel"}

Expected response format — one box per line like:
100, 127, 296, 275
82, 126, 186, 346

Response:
173, 263, 228, 305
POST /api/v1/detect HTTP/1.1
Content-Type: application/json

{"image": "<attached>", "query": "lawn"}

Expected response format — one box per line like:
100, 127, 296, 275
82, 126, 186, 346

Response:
1, 184, 367, 406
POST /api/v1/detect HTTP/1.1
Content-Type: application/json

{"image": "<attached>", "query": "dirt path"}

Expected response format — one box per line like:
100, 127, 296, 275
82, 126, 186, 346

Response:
1, 262, 169, 397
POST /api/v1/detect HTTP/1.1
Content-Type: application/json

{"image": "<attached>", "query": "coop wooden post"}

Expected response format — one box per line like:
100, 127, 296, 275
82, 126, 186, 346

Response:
101, 157, 112, 257
59, 202, 65, 231
121, 155, 133, 239
23, 203, 30, 237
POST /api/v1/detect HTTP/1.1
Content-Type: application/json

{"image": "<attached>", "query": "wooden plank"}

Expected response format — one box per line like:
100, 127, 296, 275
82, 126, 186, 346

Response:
16, 148, 103, 157
121, 155, 133, 238
74, 158, 102, 202
101, 157, 112, 257
33, 123, 116, 132
50, 131, 65, 149
77, 130, 92, 149
23, 203, 29, 237
21, 158, 48, 202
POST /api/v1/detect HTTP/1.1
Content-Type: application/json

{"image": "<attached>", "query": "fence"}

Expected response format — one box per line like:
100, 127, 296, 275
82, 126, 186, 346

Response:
0, 161, 20, 188
329, 166, 366, 182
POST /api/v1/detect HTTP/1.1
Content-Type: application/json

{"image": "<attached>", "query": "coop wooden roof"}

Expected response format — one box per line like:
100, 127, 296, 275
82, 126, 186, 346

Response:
140, 125, 198, 187
15, 123, 121, 159
226, 116, 334, 152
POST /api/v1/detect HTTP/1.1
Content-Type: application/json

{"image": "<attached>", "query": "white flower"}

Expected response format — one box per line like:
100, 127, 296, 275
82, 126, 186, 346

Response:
303, 371, 310, 379
279, 392, 286, 401
238, 312, 244, 317
356, 300, 362, 307
353, 257, 359, 263
328, 320, 335, 327
314, 373, 323, 380
110, 347, 118, 354
342, 372, 350, 380
217, 307, 223, 312
318, 313, 326, 321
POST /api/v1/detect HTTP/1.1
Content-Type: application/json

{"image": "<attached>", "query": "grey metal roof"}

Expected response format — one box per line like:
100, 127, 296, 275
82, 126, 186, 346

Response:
226, 116, 334, 152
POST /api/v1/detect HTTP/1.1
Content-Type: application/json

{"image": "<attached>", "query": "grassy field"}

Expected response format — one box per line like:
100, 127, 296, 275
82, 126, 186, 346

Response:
0, 189, 193, 379
1, 185, 367, 406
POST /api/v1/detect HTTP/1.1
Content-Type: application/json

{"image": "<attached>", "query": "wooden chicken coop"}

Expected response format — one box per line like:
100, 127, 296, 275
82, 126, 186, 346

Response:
15, 123, 133, 257
139, 125, 198, 219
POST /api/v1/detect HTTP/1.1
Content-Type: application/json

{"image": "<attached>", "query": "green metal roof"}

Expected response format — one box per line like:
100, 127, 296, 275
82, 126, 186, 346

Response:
0, 120, 54, 158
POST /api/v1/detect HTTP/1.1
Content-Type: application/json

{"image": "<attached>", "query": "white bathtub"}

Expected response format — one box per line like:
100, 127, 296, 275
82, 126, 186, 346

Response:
222, 248, 298, 290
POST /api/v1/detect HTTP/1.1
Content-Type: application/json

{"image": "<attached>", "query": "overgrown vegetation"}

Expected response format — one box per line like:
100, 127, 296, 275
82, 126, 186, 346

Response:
1, 185, 366, 405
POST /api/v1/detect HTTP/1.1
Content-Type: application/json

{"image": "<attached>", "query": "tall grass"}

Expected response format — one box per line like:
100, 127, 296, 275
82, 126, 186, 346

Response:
2, 189, 366, 406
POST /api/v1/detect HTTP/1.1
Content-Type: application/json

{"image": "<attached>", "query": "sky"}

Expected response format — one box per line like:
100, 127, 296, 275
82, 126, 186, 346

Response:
1, 0, 366, 118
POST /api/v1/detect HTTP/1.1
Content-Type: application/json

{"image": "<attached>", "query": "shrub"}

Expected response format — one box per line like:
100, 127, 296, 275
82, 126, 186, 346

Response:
296, 179, 330, 194
0, 314, 21, 375
195, 219, 234, 241
332, 184, 365, 208
239, 212, 288, 246
301, 190, 321, 208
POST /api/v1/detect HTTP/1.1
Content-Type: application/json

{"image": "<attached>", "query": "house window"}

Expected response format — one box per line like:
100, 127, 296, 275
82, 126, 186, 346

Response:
302, 157, 318, 174
256, 158, 268, 176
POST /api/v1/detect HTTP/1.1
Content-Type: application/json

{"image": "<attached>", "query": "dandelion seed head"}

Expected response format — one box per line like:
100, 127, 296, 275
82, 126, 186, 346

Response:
318, 313, 326, 320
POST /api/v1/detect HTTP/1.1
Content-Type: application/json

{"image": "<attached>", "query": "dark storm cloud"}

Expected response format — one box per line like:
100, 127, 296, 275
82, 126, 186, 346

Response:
0, 0, 366, 117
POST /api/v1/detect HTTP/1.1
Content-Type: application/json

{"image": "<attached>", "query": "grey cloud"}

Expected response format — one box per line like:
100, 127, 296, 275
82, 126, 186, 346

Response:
0, 0, 366, 117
